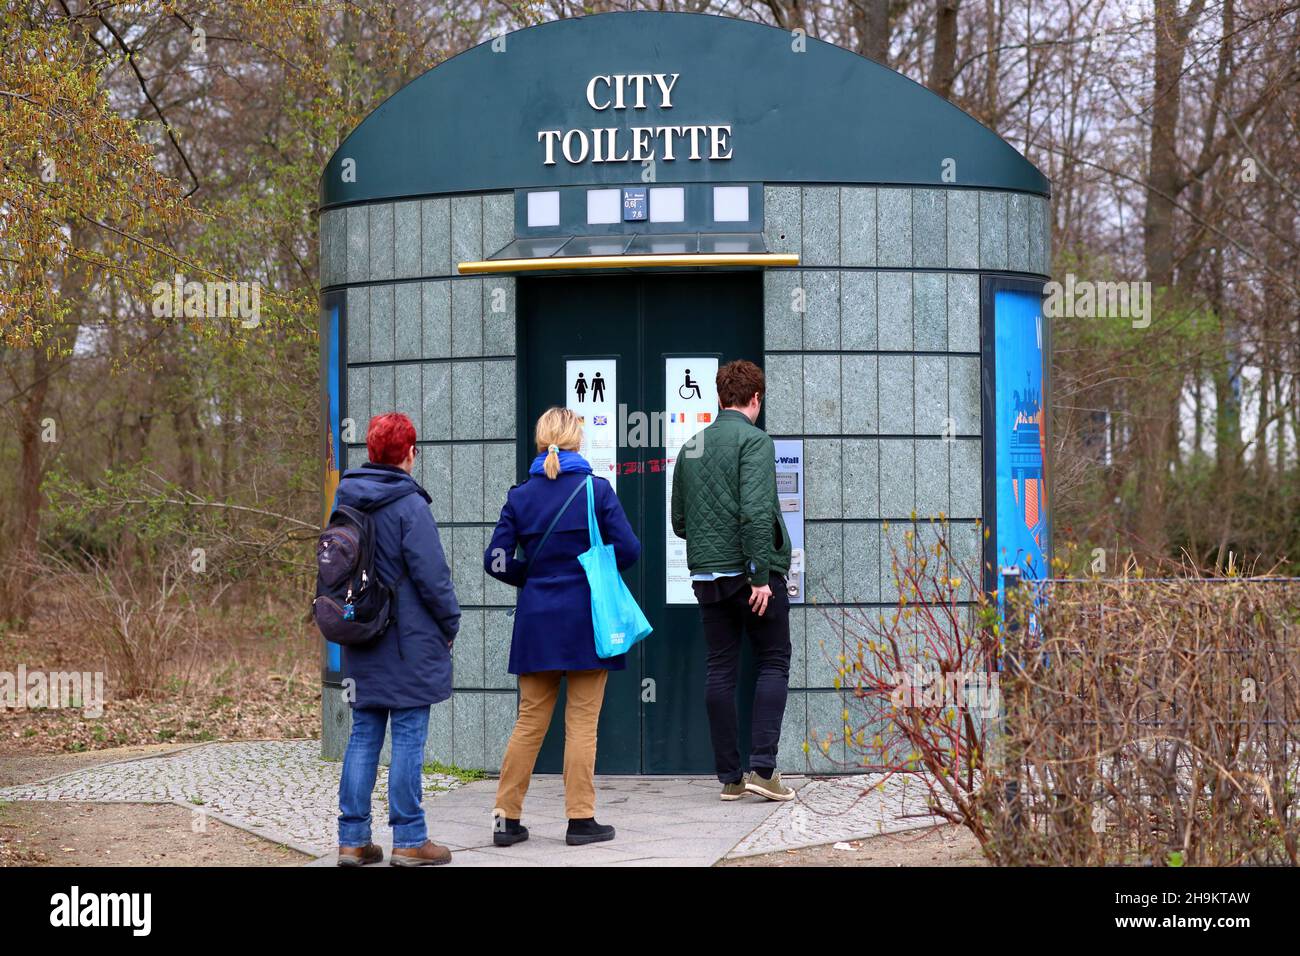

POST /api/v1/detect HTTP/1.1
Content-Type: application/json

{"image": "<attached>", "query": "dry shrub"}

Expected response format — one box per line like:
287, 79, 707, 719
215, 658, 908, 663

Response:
985, 577, 1300, 866
25, 472, 319, 701
812, 519, 998, 833
821, 523, 1300, 866
41, 549, 214, 699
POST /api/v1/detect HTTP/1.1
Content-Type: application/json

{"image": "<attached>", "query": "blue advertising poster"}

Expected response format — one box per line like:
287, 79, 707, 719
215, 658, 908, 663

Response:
324, 302, 342, 675
993, 289, 1048, 580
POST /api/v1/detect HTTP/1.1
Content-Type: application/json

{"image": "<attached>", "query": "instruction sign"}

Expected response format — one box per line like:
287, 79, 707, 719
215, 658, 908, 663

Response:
665, 356, 719, 605
774, 439, 805, 603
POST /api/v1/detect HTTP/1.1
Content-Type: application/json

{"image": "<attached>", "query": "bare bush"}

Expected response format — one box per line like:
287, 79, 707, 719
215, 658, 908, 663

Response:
811, 518, 999, 838
40, 550, 213, 699
820, 524, 1300, 866
984, 577, 1300, 866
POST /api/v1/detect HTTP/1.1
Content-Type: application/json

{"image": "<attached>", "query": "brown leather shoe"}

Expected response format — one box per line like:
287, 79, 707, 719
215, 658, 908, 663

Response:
390, 840, 452, 866
336, 843, 383, 866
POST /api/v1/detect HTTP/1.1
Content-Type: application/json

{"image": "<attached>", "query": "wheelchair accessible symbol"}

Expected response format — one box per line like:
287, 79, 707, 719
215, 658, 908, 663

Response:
679, 368, 701, 401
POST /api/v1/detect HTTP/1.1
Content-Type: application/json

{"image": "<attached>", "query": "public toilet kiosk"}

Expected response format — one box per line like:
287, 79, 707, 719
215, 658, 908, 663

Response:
318, 11, 1051, 773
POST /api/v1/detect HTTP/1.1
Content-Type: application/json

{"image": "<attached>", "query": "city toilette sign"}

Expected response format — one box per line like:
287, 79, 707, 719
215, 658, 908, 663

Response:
536, 73, 734, 167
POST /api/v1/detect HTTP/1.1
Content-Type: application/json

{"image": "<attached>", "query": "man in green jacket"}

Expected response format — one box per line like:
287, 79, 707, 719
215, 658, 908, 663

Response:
671, 360, 794, 802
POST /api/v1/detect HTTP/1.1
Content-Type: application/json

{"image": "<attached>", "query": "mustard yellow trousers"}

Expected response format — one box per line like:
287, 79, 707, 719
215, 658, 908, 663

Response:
494, 669, 609, 819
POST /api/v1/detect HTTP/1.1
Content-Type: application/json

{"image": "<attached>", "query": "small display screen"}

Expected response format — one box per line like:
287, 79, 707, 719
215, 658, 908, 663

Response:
776, 473, 799, 494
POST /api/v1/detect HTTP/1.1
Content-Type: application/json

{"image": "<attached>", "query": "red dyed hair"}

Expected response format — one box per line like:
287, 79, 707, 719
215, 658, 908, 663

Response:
366, 412, 417, 465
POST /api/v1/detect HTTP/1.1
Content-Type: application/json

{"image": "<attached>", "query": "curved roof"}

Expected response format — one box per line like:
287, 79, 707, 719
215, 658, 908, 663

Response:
320, 11, 1048, 208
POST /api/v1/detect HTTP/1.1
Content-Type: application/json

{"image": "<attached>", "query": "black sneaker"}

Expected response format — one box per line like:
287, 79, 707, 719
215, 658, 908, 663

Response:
493, 812, 529, 847
566, 817, 615, 846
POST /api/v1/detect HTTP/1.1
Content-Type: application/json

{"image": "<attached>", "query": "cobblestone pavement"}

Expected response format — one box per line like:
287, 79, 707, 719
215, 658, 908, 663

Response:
0, 740, 463, 857
0, 741, 939, 864
727, 773, 946, 857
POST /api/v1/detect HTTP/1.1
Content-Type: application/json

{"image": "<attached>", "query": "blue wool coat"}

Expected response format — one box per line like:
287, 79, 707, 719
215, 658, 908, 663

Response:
334, 464, 460, 709
484, 457, 641, 674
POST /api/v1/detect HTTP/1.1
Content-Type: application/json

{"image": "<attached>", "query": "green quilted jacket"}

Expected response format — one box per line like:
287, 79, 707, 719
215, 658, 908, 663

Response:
670, 408, 792, 587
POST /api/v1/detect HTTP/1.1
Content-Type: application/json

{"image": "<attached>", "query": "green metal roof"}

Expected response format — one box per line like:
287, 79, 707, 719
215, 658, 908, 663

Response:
320, 11, 1049, 208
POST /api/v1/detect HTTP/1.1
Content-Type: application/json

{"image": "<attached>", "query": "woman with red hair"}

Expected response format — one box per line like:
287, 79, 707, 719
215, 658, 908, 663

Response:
333, 412, 461, 866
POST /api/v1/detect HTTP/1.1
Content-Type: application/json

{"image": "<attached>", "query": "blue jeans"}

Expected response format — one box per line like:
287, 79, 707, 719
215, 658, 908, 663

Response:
337, 705, 430, 849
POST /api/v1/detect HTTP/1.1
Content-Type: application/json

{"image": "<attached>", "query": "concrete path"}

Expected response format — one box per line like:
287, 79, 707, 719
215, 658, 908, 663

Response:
0, 741, 941, 866
310, 774, 805, 867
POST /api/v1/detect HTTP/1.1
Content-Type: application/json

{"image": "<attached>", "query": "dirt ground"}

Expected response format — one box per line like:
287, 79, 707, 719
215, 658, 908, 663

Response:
0, 746, 312, 866
718, 824, 988, 866
0, 800, 309, 866
0, 741, 311, 867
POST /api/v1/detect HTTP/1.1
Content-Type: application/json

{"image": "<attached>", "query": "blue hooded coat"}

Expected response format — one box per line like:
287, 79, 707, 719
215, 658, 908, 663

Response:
484, 451, 641, 674
334, 463, 460, 709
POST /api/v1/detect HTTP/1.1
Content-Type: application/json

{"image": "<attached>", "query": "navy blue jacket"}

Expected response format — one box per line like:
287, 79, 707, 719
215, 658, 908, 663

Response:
334, 463, 460, 709
484, 465, 640, 674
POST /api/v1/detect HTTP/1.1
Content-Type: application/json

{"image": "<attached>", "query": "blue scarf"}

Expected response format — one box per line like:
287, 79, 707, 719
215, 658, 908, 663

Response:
529, 449, 593, 476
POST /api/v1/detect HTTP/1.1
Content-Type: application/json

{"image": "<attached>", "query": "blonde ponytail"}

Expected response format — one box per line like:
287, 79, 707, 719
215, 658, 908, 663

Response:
535, 407, 584, 480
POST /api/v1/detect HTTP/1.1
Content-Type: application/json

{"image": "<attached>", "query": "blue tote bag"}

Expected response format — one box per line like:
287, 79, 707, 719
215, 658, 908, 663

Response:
575, 477, 652, 658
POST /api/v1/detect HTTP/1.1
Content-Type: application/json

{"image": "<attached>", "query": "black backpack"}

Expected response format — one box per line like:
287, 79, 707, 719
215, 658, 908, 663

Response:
312, 504, 398, 647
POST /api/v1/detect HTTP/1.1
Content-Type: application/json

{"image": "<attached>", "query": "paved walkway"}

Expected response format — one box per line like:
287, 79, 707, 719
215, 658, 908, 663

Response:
0, 741, 941, 865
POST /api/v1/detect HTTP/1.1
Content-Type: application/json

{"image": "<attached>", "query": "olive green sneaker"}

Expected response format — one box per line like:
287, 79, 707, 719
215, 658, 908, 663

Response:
720, 781, 748, 801
745, 770, 795, 802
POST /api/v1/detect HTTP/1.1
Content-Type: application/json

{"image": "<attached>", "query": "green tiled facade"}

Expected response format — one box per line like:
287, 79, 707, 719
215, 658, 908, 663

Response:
321, 191, 521, 768
321, 183, 1049, 771
760, 184, 1048, 772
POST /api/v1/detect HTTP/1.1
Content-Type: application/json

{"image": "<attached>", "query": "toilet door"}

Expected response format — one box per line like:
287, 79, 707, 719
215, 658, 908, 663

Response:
518, 271, 763, 773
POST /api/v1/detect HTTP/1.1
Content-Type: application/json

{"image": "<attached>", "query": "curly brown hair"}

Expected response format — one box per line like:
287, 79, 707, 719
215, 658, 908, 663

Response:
716, 359, 766, 409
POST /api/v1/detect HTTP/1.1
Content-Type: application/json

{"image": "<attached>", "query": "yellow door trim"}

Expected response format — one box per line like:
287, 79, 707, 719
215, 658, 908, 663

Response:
457, 252, 799, 274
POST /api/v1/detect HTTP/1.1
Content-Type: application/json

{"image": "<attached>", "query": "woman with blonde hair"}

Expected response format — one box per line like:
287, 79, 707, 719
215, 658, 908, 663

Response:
483, 407, 640, 848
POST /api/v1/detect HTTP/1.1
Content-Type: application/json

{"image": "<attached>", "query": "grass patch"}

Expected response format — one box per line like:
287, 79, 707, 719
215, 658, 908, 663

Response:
423, 761, 489, 783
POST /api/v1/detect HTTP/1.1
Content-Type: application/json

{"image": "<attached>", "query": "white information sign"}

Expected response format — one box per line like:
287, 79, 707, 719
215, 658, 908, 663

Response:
566, 358, 618, 491
665, 356, 719, 605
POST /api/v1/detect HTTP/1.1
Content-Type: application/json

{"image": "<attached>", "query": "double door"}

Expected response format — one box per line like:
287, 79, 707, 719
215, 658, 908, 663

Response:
518, 271, 763, 773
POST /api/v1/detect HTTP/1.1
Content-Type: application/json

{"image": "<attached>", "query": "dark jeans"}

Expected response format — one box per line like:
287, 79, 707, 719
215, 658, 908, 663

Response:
694, 573, 792, 784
